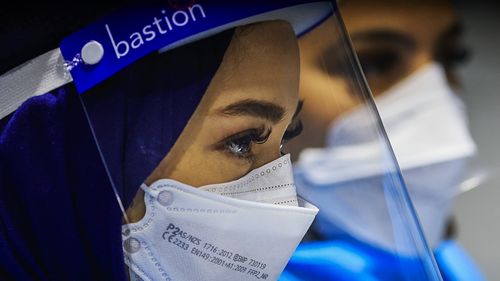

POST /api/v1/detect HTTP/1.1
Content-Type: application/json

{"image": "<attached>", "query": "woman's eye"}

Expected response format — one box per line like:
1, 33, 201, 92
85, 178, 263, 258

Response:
435, 45, 470, 69
358, 50, 401, 77
226, 137, 252, 156
222, 127, 272, 159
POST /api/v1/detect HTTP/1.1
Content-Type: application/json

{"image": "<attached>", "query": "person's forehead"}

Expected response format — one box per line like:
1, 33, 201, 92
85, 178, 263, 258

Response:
340, 2, 457, 46
202, 22, 299, 104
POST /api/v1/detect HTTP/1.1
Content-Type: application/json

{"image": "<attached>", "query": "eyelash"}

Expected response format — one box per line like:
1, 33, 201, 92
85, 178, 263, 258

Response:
221, 126, 272, 160
219, 120, 303, 161
283, 120, 303, 142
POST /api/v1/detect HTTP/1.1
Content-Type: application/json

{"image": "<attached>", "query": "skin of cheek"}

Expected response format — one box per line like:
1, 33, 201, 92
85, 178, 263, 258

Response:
295, 68, 360, 150
167, 116, 256, 186
301, 69, 361, 122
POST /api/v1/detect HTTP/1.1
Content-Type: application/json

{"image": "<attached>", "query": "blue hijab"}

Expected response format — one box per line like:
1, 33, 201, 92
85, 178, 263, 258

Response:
0, 28, 234, 280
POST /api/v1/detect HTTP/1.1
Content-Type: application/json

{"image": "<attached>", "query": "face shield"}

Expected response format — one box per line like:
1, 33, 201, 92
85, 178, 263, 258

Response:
0, 1, 441, 280
281, 9, 444, 281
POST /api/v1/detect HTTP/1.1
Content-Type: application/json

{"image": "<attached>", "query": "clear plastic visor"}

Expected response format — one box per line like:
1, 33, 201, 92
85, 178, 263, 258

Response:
0, 2, 442, 280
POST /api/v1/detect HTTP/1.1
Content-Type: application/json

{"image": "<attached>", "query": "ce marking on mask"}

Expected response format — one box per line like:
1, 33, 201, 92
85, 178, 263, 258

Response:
162, 223, 270, 279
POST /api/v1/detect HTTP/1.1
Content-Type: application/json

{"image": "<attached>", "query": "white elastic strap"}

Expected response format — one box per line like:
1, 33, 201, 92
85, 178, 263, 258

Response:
0, 48, 73, 120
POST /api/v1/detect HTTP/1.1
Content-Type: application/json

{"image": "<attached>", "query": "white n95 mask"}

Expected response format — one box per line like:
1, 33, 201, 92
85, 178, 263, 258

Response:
122, 154, 318, 281
295, 63, 476, 253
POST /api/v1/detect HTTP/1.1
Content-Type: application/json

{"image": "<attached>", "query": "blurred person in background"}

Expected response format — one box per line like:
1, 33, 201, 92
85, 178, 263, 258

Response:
281, 0, 486, 280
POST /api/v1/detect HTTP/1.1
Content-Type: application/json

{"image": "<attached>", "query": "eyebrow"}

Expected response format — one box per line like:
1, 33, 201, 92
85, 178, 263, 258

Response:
349, 29, 417, 49
220, 99, 302, 123
316, 30, 416, 74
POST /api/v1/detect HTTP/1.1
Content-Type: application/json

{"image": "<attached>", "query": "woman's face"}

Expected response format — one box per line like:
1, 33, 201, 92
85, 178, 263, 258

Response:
286, 0, 462, 152
147, 20, 301, 187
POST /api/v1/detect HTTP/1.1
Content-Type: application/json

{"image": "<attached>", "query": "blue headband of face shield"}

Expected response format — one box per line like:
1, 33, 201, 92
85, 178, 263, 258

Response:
61, 1, 335, 93
0, 1, 334, 120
